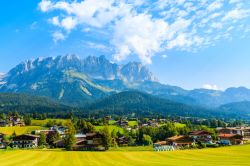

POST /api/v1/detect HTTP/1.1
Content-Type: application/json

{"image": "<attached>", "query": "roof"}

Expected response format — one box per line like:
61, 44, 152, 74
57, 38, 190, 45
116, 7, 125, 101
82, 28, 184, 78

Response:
219, 134, 237, 138
167, 135, 194, 143
13, 134, 39, 141
154, 141, 167, 145
189, 130, 212, 136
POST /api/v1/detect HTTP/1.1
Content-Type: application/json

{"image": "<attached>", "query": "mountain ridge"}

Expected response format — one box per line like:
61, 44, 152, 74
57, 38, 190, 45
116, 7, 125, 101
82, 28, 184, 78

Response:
1, 55, 250, 109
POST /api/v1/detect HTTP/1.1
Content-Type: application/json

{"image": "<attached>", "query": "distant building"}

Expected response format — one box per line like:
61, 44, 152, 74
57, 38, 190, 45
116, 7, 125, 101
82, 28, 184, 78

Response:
116, 136, 129, 146
188, 130, 213, 143
167, 135, 194, 147
116, 120, 129, 127
0, 116, 25, 127
54, 133, 106, 151
0, 133, 7, 149
218, 134, 243, 145
217, 127, 250, 142
12, 134, 39, 148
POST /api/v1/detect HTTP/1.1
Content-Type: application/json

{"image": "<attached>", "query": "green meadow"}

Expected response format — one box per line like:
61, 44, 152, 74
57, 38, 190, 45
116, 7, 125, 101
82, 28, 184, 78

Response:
0, 126, 46, 135
0, 145, 250, 166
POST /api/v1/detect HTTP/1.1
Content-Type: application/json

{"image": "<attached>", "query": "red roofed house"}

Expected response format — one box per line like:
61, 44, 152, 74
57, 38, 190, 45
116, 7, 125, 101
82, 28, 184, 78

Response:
218, 134, 243, 145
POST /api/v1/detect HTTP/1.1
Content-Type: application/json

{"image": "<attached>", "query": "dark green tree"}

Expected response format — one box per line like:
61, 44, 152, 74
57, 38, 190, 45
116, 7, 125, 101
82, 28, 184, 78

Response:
64, 121, 76, 151
38, 132, 47, 146
100, 126, 112, 150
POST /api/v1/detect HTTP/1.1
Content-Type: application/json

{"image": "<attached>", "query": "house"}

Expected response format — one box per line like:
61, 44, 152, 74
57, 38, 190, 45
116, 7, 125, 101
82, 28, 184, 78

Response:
116, 120, 129, 127
8, 116, 25, 127
153, 141, 175, 151
53, 139, 65, 148
0, 120, 8, 127
50, 126, 67, 135
166, 135, 194, 147
0, 133, 7, 149
217, 127, 250, 142
188, 130, 213, 143
54, 133, 105, 151
218, 134, 243, 145
116, 136, 129, 146
12, 134, 39, 148
73, 133, 105, 151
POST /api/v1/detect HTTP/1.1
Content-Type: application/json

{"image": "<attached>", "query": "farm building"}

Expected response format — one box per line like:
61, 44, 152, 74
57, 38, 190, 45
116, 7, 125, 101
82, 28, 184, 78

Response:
188, 130, 213, 143
218, 134, 243, 145
0, 133, 7, 149
167, 135, 194, 147
217, 127, 250, 142
12, 134, 40, 148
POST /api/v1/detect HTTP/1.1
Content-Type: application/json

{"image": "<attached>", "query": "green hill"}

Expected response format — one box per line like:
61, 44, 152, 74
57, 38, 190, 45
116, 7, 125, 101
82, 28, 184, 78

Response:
86, 91, 213, 118
0, 93, 73, 113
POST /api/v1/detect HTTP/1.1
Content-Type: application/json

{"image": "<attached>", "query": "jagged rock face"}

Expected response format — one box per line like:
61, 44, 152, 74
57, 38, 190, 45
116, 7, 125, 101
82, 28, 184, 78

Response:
121, 62, 157, 82
0, 55, 157, 106
4, 55, 157, 84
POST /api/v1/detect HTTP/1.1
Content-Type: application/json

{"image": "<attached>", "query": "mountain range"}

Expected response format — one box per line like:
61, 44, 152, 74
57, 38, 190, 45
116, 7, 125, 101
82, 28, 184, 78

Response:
1, 55, 250, 118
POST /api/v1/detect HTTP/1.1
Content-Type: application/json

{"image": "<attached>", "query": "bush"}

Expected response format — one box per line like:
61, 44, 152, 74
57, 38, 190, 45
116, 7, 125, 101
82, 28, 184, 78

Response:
206, 144, 219, 148
197, 142, 206, 149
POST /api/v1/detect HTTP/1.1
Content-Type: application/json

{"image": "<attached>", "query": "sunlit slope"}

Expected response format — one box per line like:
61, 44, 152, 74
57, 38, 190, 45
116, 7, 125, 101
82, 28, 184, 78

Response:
0, 145, 250, 166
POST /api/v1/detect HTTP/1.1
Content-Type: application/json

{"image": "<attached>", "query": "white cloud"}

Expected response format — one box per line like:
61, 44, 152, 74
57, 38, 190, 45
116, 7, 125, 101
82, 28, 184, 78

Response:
162, 54, 168, 58
223, 8, 250, 21
52, 31, 66, 43
60, 17, 78, 31
229, 0, 241, 4
203, 84, 220, 90
112, 14, 169, 64
39, 0, 52, 12
49, 16, 60, 26
39, 0, 250, 64
207, 1, 223, 12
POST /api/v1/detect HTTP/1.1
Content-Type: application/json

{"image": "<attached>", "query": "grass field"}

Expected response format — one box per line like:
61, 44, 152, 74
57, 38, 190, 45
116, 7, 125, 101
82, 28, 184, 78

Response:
95, 125, 124, 134
31, 119, 68, 126
0, 126, 46, 135
0, 145, 250, 166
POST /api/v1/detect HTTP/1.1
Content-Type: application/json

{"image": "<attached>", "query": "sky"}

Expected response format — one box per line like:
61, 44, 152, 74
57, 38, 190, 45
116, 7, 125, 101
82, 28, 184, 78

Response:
0, 0, 250, 90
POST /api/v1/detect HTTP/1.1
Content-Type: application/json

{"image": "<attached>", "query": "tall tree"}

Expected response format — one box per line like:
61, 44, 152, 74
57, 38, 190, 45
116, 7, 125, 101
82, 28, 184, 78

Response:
100, 126, 112, 150
64, 121, 76, 151
38, 132, 47, 146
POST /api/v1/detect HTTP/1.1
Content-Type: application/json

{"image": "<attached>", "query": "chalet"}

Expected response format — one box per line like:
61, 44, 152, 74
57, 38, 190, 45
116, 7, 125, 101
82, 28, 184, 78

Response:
0, 120, 8, 127
188, 130, 213, 143
8, 116, 25, 127
12, 134, 39, 148
0, 133, 7, 149
50, 126, 67, 135
0, 116, 25, 127
116, 136, 129, 146
218, 134, 243, 145
217, 127, 250, 142
53, 139, 65, 148
54, 133, 105, 151
116, 120, 129, 127
153, 141, 175, 151
167, 135, 194, 147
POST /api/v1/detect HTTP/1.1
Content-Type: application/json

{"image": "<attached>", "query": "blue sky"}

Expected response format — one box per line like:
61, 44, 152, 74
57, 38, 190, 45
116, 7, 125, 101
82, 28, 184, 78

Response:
0, 0, 250, 90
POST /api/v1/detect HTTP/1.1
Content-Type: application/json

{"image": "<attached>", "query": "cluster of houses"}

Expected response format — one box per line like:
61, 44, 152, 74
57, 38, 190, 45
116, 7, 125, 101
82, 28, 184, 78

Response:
154, 127, 250, 151
0, 116, 25, 127
0, 125, 106, 150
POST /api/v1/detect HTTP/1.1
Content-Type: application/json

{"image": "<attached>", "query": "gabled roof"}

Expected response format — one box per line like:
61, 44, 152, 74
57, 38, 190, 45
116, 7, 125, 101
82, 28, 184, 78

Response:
13, 134, 39, 141
189, 130, 212, 136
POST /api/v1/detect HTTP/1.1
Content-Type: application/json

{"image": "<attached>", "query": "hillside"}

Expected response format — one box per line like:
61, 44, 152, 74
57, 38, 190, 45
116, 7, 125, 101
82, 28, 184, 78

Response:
0, 93, 73, 113
86, 91, 213, 118
219, 101, 250, 118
